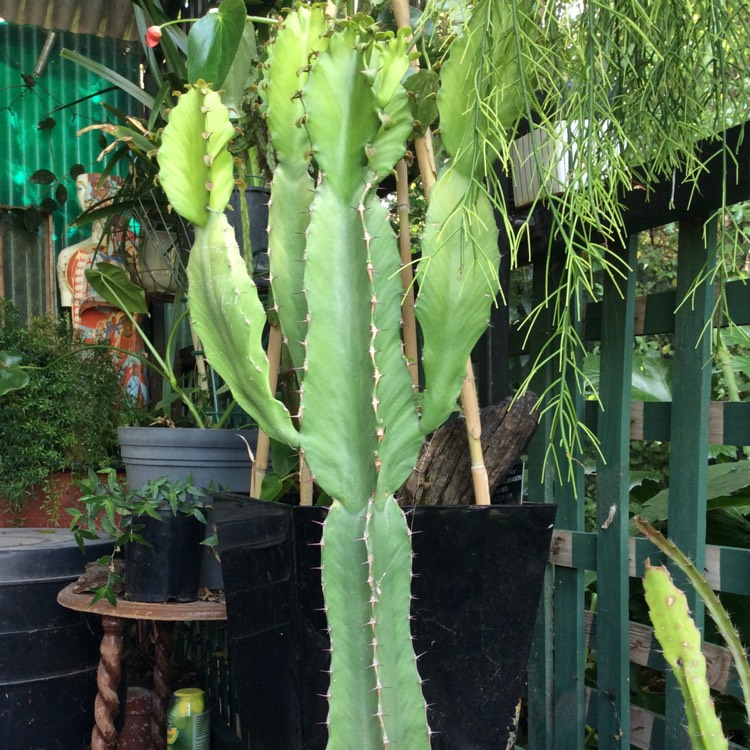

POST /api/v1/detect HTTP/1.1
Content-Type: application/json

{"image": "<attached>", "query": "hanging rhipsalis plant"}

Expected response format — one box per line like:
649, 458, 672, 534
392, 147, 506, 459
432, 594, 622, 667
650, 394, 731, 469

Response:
415, 0, 750, 479
158, 7, 499, 746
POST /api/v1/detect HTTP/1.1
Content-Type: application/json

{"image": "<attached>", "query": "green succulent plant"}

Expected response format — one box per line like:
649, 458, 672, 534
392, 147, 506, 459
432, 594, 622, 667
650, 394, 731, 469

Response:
156, 5, 501, 745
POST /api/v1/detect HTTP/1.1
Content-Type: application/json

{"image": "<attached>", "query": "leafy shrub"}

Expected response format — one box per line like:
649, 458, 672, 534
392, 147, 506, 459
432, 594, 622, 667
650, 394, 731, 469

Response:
0, 299, 125, 508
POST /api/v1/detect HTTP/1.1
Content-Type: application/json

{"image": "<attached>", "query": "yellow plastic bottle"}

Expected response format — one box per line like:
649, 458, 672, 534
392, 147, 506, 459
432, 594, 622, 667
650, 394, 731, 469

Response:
167, 687, 210, 749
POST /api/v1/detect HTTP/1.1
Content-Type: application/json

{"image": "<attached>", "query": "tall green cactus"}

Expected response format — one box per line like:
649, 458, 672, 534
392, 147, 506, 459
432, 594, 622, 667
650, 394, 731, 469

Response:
158, 7, 500, 747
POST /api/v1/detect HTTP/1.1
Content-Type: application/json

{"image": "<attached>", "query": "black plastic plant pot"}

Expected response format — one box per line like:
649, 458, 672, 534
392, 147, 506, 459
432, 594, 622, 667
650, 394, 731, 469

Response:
215, 496, 556, 750
124, 508, 205, 602
0, 529, 113, 748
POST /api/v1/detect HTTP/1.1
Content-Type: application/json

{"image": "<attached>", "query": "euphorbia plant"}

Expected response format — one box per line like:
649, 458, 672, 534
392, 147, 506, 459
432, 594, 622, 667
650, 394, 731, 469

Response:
157, 5, 502, 746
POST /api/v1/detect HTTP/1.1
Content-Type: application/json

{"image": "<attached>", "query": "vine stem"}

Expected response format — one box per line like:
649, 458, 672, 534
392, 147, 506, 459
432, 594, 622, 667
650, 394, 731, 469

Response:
634, 516, 750, 726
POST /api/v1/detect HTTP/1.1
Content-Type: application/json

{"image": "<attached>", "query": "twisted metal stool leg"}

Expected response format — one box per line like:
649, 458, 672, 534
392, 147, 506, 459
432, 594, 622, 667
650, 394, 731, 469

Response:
151, 620, 174, 750
91, 615, 125, 750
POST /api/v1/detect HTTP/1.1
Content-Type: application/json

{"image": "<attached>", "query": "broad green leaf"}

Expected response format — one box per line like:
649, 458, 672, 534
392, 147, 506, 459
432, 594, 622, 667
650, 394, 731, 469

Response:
85, 263, 149, 314
632, 353, 672, 402
403, 69, 439, 134
219, 19, 258, 118
637, 460, 750, 524
187, 0, 247, 87
0, 351, 30, 396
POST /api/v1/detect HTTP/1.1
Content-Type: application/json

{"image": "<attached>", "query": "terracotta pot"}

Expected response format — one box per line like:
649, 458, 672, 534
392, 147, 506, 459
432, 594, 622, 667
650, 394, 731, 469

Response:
0, 472, 86, 529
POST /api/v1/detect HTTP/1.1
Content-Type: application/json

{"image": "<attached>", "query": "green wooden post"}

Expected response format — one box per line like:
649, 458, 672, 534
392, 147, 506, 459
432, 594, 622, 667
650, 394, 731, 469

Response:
663, 216, 716, 746
594, 236, 637, 749
525, 255, 561, 750
552, 307, 586, 749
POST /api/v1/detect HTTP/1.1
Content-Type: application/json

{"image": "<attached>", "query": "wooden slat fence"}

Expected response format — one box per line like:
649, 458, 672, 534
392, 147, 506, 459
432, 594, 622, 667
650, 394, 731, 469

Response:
519, 125, 750, 748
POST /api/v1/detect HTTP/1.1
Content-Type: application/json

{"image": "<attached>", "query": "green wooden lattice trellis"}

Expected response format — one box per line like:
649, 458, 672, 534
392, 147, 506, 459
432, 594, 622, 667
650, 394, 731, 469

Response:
520, 123, 750, 749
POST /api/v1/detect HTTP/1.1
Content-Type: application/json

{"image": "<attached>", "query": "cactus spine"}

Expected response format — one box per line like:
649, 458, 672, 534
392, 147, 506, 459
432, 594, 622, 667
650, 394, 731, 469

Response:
158, 8, 500, 747
643, 562, 728, 750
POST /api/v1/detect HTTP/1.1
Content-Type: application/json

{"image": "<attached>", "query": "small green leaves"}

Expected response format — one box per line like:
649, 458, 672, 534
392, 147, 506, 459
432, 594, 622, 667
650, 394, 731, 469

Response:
158, 84, 235, 227
187, 0, 247, 87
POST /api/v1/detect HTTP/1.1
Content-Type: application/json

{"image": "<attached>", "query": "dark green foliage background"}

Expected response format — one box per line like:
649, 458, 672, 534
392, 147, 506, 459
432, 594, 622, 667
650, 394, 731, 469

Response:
0, 299, 124, 506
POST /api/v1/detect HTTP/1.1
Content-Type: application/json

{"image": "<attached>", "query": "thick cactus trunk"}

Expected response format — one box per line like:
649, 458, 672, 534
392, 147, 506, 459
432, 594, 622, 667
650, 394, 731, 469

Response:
157, 8, 502, 747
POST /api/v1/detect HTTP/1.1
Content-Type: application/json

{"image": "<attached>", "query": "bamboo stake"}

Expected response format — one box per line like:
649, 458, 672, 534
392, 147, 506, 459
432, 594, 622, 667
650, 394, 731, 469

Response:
461, 359, 491, 505
391, 0, 491, 507
389, 0, 437, 196
299, 455, 314, 507
396, 160, 419, 390
251, 322, 282, 498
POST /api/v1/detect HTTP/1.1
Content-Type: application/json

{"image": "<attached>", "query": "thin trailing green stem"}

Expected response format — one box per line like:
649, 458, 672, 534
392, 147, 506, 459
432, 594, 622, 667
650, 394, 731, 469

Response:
418, 0, 750, 484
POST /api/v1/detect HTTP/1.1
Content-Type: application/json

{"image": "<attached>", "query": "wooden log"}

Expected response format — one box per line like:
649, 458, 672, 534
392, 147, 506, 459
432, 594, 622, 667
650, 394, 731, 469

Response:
401, 391, 539, 506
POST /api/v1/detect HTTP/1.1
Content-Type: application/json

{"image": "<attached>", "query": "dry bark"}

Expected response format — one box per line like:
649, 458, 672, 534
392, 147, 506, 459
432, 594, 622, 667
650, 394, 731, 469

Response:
400, 391, 540, 506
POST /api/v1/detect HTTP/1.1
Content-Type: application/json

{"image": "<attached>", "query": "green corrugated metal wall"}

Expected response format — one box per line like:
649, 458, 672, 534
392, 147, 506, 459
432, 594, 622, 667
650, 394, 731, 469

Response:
0, 21, 140, 249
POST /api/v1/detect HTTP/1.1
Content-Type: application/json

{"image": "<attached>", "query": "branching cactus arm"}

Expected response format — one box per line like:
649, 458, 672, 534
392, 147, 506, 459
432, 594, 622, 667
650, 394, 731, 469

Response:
262, 7, 329, 371
415, 0, 503, 435
643, 562, 728, 750
158, 85, 299, 447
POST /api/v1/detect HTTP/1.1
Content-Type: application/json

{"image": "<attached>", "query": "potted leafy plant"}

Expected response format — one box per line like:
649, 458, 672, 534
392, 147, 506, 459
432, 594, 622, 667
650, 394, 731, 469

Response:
68, 468, 209, 604
152, 2, 556, 748
0, 299, 125, 527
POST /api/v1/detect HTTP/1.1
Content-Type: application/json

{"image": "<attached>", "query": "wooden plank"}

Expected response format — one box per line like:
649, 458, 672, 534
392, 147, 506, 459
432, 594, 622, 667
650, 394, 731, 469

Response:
551, 530, 750, 597
582, 279, 750, 341
585, 400, 750, 443
594, 235, 637, 749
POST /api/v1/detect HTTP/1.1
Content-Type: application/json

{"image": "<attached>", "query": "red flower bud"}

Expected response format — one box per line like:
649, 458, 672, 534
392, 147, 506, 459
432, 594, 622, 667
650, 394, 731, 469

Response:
145, 26, 162, 48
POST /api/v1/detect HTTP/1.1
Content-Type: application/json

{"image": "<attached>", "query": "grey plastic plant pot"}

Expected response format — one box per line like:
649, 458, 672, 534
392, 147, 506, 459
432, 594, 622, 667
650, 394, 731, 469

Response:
215, 496, 556, 750
117, 426, 258, 492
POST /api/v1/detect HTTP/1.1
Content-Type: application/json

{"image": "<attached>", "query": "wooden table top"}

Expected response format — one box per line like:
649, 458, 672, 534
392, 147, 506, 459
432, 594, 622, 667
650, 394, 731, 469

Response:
57, 582, 227, 621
